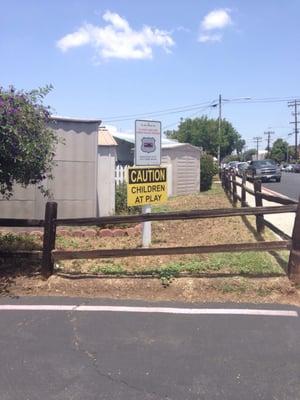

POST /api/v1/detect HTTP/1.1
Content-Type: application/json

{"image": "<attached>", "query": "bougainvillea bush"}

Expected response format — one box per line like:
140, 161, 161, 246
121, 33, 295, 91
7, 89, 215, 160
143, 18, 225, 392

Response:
0, 85, 59, 198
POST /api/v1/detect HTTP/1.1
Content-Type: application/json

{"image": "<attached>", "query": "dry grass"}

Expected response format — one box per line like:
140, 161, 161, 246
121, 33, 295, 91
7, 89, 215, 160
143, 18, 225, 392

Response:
1, 182, 299, 304
55, 183, 287, 277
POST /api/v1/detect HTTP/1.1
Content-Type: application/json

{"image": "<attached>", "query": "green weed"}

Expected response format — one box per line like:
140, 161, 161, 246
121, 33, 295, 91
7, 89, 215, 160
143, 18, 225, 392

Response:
0, 233, 41, 250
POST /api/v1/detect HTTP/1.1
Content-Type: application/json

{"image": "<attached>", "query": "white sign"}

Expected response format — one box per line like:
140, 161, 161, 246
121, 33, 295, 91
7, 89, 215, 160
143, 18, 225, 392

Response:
135, 120, 161, 166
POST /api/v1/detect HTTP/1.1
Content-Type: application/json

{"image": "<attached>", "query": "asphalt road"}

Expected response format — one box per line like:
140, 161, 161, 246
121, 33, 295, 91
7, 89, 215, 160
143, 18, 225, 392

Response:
263, 172, 300, 201
0, 298, 299, 400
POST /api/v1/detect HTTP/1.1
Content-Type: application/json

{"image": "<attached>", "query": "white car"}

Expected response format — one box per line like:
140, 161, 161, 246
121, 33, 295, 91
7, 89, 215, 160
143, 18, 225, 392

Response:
282, 164, 294, 172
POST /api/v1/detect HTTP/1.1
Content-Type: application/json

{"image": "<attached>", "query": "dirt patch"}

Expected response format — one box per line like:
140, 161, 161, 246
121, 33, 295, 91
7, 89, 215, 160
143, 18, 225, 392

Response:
1, 272, 299, 305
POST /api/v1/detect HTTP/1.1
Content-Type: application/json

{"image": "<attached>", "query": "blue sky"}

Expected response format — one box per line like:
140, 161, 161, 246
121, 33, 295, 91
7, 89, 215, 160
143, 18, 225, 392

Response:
1, 0, 300, 150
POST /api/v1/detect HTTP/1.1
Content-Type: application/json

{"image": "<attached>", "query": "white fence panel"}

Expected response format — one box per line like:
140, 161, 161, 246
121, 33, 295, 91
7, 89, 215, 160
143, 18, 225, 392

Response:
115, 165, 128, 185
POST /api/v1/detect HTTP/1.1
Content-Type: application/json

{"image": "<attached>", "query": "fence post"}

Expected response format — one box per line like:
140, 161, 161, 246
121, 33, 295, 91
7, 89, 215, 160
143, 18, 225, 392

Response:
221, 169, 225, 188
41, 202, 57, 278
288, 198, 300, 283
241, 172, 246, 207
223, 171, 228, 192
232, 172, 237, 204
253, 179, 264, 233
226, 171, 230, 194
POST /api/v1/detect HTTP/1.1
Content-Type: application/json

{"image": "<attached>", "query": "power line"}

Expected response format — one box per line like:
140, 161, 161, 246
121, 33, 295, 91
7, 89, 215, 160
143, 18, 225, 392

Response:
253, 136, 263, 160
162, 104, 213, 131
228, 96, 300, 104
288, 99, 300, 160
102, 96, 300, 123
103, 100, 214, 123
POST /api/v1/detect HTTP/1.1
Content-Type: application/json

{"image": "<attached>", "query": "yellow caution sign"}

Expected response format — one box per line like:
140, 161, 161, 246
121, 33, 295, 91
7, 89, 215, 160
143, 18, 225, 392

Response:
127, 167, 168, 206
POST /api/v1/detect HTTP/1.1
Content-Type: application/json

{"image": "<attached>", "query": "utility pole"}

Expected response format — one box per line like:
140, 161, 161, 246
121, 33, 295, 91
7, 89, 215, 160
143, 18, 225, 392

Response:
264, 130, 275, 157
243, 145, 248, 161
253, 137, 262, 160
217, 94, 222, 165
288, 100, 300, 161
213, 95, 251, 164
287, 132, 293, 162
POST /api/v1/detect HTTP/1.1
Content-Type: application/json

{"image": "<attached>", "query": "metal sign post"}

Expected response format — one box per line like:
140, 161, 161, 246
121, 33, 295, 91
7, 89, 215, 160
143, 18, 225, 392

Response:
142, 204, 151, 247
133, 120, 162, 247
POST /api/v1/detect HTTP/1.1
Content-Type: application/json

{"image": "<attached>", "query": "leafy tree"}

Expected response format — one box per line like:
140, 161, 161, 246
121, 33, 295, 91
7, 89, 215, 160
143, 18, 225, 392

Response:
0, 85, 59, 198
270, 139, 288, 163
243, 148, 256, 161
165, 116, 243, 159
222, 154, 241, 163
235, 138, 246, 155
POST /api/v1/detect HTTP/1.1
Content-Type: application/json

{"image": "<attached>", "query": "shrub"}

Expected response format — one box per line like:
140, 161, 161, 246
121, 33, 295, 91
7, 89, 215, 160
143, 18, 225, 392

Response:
200, 153, 218, 191
115, 183, 141, 215
0, 85, 59, 198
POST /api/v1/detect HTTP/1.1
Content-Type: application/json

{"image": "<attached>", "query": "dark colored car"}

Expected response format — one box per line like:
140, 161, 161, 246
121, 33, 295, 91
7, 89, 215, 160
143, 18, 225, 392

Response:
226, 161, 240, 173
293, 163, 300, 173
237, 162, 248, 176
246, 159, 281, 182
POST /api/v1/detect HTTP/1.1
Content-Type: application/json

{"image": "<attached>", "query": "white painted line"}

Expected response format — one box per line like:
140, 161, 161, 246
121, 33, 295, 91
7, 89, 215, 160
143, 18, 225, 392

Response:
0, 305, 76, 311
0, 305, 297, 317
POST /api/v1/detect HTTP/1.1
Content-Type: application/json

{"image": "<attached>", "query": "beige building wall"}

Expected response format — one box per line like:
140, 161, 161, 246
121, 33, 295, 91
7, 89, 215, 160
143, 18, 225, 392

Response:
162, 144, 201, 196
0, 117, 101, 219
97, 146, 117, 216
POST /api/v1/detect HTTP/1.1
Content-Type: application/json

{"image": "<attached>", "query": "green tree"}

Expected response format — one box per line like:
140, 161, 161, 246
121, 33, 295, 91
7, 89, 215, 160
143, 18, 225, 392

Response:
270, 139, 288, 163
243, 148, 256, 161
0, 85, 59, 198
222, 154, 241, 163
165, 116, 242, 158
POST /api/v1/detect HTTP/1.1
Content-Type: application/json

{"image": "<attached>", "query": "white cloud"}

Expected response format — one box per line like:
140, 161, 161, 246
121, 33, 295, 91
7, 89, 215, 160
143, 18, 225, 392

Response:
57, 11, 175, 60
198, 8, 232, 44
201, 9, 232, 31
198, 33, 222, 43
57, 27, 90, 51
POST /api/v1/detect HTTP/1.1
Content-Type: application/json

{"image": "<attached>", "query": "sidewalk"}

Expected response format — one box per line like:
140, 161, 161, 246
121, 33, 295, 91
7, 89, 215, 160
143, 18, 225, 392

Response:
235, 177, 295, 237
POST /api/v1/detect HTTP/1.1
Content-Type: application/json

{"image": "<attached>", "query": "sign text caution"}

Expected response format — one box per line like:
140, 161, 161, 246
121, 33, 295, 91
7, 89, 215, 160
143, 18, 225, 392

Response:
127, 167, 168, 206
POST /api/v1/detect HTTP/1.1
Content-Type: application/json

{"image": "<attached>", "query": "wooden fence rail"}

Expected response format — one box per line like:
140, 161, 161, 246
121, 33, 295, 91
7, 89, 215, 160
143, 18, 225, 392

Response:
221, 169, 300, 282
56, 204, 297, 226
1, 174, 300, 282
53, 241, 291, 261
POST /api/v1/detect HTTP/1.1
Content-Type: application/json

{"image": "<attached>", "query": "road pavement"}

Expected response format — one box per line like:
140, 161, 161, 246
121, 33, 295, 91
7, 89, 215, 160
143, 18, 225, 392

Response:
263, 172, 300, 202
236, 177, 296, 237
0, 297, 299, 400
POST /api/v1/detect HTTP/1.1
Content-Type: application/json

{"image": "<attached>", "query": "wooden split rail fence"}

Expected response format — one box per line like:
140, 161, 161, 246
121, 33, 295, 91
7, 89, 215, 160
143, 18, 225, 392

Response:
221, 169, 300, 282
1, 174, 300, 282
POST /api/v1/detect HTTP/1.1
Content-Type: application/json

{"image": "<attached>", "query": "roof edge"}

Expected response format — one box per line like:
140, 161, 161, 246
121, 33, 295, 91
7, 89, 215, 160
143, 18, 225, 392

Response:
50, 115, 102, 124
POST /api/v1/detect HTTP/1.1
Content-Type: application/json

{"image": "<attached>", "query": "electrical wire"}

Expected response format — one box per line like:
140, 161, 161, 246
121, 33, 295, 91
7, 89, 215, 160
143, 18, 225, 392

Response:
103, 100, 214, 123
102, 96, 300, 124
162, 103, 214, 131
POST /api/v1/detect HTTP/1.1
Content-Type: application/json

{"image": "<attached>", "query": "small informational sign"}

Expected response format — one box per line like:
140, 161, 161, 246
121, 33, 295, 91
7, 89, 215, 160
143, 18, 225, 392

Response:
135, 120, 161, 166
127, 167, 168, 206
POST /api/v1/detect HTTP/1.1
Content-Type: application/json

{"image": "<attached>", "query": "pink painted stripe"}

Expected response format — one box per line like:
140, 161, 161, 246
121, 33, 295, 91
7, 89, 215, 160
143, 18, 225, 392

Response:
0, 305, 297, 317
262, 186, 290, 199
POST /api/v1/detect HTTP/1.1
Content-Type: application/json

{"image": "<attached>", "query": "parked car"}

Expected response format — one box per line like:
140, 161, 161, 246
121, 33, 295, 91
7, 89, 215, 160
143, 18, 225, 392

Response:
226, 161, 240, 173
237, 162, 248, 176
246, 159, 281, 182
293, 163, 300, 173
281, 164, 294, 172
